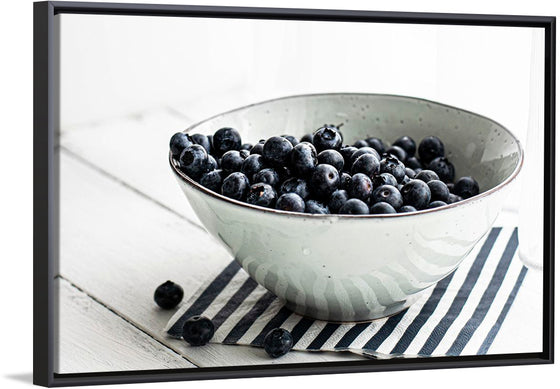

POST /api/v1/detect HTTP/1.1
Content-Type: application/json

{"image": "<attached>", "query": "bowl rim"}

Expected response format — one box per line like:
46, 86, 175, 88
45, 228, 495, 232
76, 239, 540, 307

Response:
169, 92, 524, 218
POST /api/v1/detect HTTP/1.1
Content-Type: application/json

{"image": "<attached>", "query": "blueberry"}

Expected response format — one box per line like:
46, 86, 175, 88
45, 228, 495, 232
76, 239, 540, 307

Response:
290, 142, 318, 177
406, 156, 423, 170
427, 201, 447, 209
427, 180, 450, 203
241, 154, 267, 180
313, 125, 342, 152
339, 146, 358, 171
200, 170, 224, 192
340, 172, 352, 191
276, 166, 293, 183
300, 133, 314, 143
191, 133, 212, 154
263, 328, 293, 358
281, 135, 299, 147
310, 164, 340, 199
427, 157, 455, 183
401, 179, 431, 209
318, 149, 345, 172
221, 150, 246, 175
418, 136, 444, 164
372, 173, 398, 189
280, 177, 310, 200
446, 182, 455, 193
339, 198, 369, 214
353, 139, 369, 148
263, 136, 294, 167
405, 167, 416, 179
415, 169, 440, 183
350, 147, 380, 164
379, 156, 406, 183
393, 136, 416, 157
246, 183, 277, 208
207, 135, 214, 153
253, 168, 281, 188
328, 189, 349, 213
371, 185, 403, 209
207, 155, 218, 171
454, 176, 479, 199
213, 127, 242, 157
351, 153, 380, 179
370, 202, 397, 214
154, 280, 184, 309
182, 315, 215, 346
399, 205, 417, 213
305, 199, 330, 214
276, 193, 305, 213
250, 141, 265, 155
239, 149, 250, 159
348, 173, 374, 202
221, 172, 250, 201
385, 145, 407, 162
240, 143, 253, 151
170, 132, 193, 158
365, 137, 386, 154
179, 144, 210, 180
448, 193, 463, 203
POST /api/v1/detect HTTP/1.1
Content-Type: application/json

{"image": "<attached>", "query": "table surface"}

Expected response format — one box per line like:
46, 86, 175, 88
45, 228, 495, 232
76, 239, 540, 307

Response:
55, 99, 543, 374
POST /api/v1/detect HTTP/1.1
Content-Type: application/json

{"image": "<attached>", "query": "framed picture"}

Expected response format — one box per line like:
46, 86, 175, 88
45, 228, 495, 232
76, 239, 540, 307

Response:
33, 1, 555, 386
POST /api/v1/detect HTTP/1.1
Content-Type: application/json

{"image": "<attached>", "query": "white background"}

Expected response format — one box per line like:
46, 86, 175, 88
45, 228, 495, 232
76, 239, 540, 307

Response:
0, 0, 558, 388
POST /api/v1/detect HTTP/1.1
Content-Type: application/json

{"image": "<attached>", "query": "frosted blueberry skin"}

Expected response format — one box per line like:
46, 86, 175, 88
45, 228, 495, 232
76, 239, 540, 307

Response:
246, 183, 278, 208
221, 172, 250, 201
353, 139, 369, 148
305, 199, 330, 214
263, 136, 294, 167
313, 125, 342, 152
339, 198, 370, 214
276, 193, 305, 213
351, 153, 380, 179
372, 173, 398, 189
415, 169, 440, 183
393, 135, 416, 157
401, 179, 432, 209
418, 135, 445, 164
300, 133, 313, 143
263, 328, 293, 358
170, 132, 193, 158
191, 133, 212, 154
281, 134, 300, 147
371, 185, 403, 210
241, 154, 267, 182
348, 173, 374, 203
179, 144, 211, 180
370, 202, 397, 214
200, 170, 224, 193
182, 316, 215, 346
385, 145, 407, 162
365, 137, 386, 155
221, 150, 246, 175
350, 147, 380, 164
253, 168, 281, 189
212, 127, 242, 157
339, 146, 359, 171
154, 280, 184, 310
328, 189, 350, 213
250, 140, 265, 155
427, 180, 451, 203
379, 156, 406, 183
428, 156, 456, 183
427, 200, 448, 209
399, 205, 417, 213
454, 176, 480, 199
290, 142, 318, 177
310, 164, 340, 199
280, 177, 311, 200
318, 149, 345, 172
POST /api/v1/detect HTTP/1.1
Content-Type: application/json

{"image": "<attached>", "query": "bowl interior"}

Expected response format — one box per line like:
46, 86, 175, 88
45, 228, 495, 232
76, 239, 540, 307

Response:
185, 93, 521, 193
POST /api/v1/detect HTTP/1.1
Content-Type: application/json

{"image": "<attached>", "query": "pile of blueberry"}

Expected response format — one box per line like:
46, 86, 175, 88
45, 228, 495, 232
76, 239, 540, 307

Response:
154, 281, 293, 358
170, 125, 480, 214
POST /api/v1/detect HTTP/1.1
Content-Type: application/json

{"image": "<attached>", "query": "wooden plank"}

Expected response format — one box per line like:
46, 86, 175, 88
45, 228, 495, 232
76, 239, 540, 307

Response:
59, 151, 366, 369
60, 108, 201, 224
55, 277, 195, 373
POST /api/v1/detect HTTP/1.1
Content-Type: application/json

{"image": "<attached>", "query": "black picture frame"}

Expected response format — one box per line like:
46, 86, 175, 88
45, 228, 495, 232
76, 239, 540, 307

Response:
33, 1, 555, 387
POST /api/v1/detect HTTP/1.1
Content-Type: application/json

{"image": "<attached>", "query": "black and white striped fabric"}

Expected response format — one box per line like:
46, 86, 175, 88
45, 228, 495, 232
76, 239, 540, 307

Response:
166, 226, 527, 358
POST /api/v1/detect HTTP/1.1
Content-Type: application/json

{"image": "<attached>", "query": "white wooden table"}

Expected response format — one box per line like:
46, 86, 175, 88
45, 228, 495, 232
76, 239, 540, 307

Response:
55, 100, 543, 374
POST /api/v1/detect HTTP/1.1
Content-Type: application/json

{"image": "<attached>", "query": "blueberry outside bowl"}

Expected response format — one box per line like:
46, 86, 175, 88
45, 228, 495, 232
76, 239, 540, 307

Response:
169, 93, 523, 322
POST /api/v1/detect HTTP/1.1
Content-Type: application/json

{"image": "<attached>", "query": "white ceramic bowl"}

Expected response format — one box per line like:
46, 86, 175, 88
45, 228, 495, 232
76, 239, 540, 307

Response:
170, 93, 523, 322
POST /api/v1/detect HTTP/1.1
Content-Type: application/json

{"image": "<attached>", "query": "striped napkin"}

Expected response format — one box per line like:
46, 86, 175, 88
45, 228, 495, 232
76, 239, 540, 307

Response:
166, 226, 527, 358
